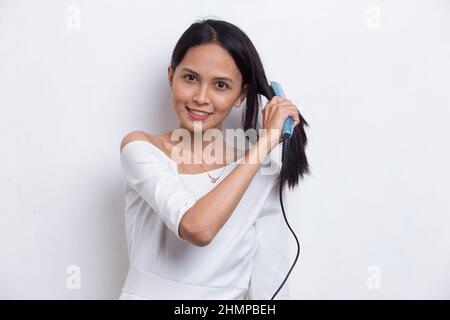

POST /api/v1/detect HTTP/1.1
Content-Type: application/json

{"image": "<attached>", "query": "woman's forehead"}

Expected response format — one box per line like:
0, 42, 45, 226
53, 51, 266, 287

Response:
179, 44, 242, 81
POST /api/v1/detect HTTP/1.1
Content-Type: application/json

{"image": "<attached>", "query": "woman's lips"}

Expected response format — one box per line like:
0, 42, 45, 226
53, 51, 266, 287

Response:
186, 106, 212, 121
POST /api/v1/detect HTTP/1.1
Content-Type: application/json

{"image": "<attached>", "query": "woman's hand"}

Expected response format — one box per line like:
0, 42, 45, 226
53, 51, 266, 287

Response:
261, 96, 301, 148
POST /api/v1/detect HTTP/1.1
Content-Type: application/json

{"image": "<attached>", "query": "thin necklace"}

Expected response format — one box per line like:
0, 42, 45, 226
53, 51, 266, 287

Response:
202, 151, 244, 183
188, 143, 231, 183
206, 164, 227, 183
195, 155, 228, 183
171, 139, 230, 182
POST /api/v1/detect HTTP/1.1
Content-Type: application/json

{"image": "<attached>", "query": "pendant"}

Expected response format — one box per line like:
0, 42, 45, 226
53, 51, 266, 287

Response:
208, 174, 218, 183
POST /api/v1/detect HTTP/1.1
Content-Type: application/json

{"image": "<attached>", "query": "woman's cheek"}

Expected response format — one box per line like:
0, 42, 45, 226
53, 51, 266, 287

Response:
174, 84, 192, 101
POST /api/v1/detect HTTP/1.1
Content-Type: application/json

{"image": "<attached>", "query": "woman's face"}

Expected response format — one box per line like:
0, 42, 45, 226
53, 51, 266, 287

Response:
168, 43, 247, 133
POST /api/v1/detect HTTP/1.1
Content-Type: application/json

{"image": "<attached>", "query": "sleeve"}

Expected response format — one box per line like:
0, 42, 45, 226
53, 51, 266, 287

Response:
246, 182, 291, 300
120, 141, 199, 241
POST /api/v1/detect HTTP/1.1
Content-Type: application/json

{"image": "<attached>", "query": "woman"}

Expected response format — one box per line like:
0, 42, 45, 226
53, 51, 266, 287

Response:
118, 18, 310, 300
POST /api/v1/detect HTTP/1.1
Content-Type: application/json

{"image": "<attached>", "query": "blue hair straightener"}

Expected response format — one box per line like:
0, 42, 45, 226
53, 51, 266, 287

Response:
270, 81, 294, 164
270, 81, 294, 139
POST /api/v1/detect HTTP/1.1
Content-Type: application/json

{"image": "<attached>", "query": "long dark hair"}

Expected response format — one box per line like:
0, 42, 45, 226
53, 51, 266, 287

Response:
170, 18, 310, 190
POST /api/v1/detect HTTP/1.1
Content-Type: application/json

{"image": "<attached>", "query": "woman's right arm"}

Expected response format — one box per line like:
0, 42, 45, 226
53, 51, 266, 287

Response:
181, 96, 301, 246
179, 131, 278, 246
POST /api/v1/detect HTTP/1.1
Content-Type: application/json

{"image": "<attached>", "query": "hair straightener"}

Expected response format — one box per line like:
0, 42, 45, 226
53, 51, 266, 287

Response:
268, 81, 300, 300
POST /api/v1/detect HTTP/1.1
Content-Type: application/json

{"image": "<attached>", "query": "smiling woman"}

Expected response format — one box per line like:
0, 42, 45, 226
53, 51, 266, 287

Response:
118, 18, 310, 300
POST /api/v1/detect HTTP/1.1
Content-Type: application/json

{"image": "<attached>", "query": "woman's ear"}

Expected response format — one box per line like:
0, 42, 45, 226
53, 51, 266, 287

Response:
234, 84, 248, 108
168, 65, 174, 89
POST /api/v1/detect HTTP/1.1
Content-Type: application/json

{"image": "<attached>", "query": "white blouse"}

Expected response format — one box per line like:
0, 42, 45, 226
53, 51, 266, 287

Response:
118, 139, 290, 300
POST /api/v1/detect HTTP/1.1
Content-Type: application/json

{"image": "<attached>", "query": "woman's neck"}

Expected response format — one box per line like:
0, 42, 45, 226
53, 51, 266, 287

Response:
162, 130, 242, 164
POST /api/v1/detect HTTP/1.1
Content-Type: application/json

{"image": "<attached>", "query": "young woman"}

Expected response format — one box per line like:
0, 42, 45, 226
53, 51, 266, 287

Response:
118, 19, 310, 300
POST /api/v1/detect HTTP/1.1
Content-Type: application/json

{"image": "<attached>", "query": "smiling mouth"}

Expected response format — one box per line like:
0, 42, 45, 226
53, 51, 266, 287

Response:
186, 106, 213, 116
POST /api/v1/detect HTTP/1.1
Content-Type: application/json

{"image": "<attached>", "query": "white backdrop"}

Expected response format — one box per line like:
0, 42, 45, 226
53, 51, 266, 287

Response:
0, 0, 449, 299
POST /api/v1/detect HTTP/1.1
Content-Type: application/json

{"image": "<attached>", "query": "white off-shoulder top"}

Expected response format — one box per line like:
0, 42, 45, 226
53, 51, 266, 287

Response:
118, 139, 290, 300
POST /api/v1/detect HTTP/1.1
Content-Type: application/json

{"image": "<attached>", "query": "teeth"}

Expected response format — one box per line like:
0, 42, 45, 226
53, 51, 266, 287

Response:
188, 108, 210, 116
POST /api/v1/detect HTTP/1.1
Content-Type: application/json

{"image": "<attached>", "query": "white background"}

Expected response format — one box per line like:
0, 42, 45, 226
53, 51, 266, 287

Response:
0, 0, 449, 299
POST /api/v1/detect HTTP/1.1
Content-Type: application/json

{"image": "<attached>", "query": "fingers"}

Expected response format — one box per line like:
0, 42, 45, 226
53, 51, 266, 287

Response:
269, 97, 296, 109
269, 96, 285, 104
288, 110, 301, 127
292, 114, 301, 127
285, 112, 300, 128
267, 97, 302, 127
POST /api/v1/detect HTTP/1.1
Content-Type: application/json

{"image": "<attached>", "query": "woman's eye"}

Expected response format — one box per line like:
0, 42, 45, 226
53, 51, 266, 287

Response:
216, 82, 228, 90
184, 74, 228, 90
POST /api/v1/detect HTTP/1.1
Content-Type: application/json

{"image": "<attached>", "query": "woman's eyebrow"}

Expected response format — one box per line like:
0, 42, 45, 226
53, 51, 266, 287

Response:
181, 67, 234, 83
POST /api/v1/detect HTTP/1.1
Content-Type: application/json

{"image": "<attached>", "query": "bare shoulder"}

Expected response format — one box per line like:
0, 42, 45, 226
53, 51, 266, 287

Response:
120, 130, 159, 153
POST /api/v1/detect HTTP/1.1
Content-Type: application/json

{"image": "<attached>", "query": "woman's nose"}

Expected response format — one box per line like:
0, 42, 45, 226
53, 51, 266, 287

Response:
193, 85, 210, 104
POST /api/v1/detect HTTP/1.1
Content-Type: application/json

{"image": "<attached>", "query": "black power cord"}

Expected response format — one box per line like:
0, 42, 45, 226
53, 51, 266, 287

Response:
270, 134, 301, 300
